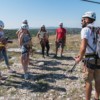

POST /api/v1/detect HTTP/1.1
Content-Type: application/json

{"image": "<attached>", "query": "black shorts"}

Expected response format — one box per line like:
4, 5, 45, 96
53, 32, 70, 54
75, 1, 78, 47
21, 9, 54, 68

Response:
56, 40, 65, 48
83, 59, 100, 69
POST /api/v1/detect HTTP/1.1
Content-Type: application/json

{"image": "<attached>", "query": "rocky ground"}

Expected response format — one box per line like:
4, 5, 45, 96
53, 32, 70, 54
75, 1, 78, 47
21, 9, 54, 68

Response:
0, 50, 96, 100
0, 34, 96, 100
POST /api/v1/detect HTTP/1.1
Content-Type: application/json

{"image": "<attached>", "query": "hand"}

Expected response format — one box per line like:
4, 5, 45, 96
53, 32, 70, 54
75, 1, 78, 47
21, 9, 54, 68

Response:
75, 55, 82, 64
1, 38, 7, 45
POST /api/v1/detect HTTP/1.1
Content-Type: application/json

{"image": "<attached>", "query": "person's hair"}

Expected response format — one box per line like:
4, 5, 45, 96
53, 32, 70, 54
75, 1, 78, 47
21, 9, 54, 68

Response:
88, 17, 95, 23
40, 26, 47, 32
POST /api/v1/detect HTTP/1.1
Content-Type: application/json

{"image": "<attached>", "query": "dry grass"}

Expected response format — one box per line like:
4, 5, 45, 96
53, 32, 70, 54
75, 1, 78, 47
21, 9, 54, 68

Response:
66, 34, 81, 51
0, 34, 83, 99
7, 34, 81, 52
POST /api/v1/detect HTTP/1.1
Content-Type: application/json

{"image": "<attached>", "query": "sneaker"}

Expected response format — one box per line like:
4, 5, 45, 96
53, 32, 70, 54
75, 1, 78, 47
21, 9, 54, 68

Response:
53, 55, 57, 58
46, 54, 49, 56
0, 76, 8, 80
24, 73, 29, 80
42, 55, 45, 58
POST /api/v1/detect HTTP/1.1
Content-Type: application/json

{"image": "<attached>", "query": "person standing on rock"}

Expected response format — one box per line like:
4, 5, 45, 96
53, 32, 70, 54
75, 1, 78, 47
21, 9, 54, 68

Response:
0, 20, 16, 73
75, 11, 100, 100
54, 22, 67, 57
37, 25, 50, 58
18, 24, 32, 79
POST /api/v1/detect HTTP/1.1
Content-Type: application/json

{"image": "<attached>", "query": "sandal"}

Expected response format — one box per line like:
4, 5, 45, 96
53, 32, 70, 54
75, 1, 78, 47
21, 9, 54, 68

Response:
8, 70, 16, 73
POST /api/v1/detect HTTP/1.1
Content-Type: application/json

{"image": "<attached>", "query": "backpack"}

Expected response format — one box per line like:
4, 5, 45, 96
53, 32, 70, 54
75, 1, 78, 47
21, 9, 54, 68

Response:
87, 26, 100, 59
96, 27, 100, 58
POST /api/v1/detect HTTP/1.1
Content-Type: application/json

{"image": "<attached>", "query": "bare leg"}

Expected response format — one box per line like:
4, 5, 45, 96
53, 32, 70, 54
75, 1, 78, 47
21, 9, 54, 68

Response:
85, 82, 92, 100
94, 70, 100, 100
55, 46, 58, 56
54, 42, 58, 57
85, 68, 94, 100
95, 81, 100, 99
21, 54, 28, 74
61, 47, 64, 57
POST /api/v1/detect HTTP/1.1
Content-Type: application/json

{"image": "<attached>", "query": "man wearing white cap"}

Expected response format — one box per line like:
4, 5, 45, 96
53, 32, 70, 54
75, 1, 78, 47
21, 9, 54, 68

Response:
54, 22, 67, 57
75, 11, 100, 100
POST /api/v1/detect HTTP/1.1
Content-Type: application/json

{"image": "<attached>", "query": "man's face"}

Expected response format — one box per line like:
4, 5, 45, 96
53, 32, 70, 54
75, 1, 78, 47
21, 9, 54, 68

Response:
81, 17, 90, 28
59, 25, 63, 28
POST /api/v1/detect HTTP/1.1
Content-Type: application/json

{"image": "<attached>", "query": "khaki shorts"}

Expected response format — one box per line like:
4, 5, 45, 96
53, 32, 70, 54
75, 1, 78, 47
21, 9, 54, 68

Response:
82, 64, 100, 83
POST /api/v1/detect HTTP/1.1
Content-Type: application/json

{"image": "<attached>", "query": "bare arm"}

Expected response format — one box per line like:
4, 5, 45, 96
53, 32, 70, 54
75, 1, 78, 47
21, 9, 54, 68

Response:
55, 31, 58, 42
37, 31, 41, 40
16, 30, 20, 37
18, 33, 23, 46
64, 32, 66, 44
75, 38, 87, 63
16, 30, 19, 35
79, 38, 87, 59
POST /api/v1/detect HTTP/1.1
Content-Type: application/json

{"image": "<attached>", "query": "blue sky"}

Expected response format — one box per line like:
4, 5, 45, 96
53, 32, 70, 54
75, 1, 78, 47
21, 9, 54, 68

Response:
0, 0, 100, 29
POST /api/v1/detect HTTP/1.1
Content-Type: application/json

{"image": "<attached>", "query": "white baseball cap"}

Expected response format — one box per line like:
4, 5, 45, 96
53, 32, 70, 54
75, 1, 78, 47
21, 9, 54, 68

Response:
82, 11, 96, 20
59, 22, 63, 26
0, 20, 4, 29
21, 24, 28, 30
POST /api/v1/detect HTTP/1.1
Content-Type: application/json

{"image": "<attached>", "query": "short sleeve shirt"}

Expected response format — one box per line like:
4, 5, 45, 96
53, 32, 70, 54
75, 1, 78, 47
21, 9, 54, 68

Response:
0, 31, 4, 38
38, 31, 49, 39
56, 28, 66, 40
81, 26, 96, 54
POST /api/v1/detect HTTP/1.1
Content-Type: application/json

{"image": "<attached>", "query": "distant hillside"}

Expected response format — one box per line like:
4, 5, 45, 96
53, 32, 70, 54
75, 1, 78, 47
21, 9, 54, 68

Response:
4, 28, 81, 39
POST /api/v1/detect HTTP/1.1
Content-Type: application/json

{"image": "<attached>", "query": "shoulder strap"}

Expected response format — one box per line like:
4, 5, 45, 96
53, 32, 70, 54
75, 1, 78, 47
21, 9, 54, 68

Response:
87, 43, 96, 53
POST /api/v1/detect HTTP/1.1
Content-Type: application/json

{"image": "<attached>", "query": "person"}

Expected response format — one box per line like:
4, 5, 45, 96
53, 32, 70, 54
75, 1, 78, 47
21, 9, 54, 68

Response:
54, 22, 67, 57
0, 20, 16, 73
18, 24, 32, 79
37, 25, 50, 58
16, 19, 30, 38
75, 11, 100, 100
